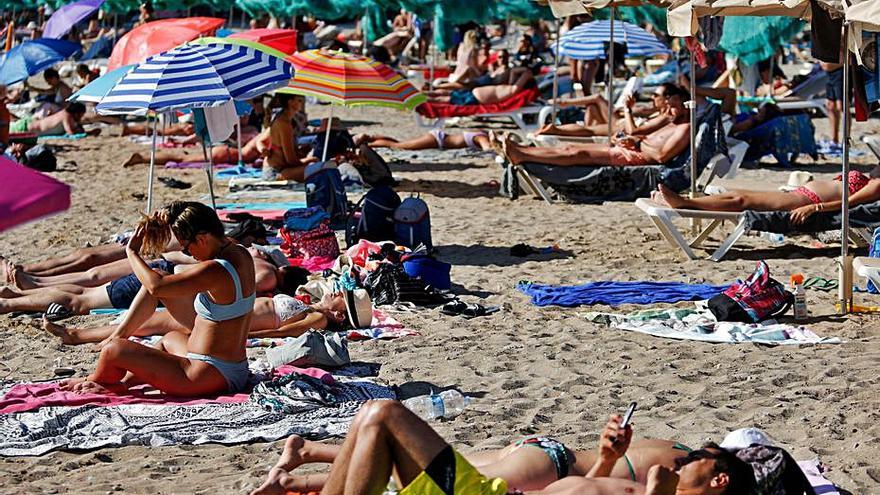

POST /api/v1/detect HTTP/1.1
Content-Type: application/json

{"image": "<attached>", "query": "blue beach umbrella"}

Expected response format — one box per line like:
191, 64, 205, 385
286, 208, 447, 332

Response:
68, 64, 136, 103
0, 39, 81, 85
43, 0, 106, 39
556, 20, 671, 60
93, 41, 293, 212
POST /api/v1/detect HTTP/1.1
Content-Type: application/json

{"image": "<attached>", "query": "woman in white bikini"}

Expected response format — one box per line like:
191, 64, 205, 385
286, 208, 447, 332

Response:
355, 130, 491, 152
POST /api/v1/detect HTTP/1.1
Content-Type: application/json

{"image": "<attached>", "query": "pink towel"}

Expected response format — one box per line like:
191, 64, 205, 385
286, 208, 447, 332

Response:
0, 382, 250, 414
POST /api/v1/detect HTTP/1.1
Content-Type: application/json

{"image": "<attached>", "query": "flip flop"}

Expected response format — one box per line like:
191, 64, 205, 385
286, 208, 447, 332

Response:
158, 177, 192, 189
803, 277, 839, 292
440, 300, 500, 319
44, 303, 73, 322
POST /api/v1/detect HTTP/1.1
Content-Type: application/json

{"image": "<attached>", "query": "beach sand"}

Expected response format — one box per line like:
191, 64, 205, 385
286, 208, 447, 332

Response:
1, 104, 879, 493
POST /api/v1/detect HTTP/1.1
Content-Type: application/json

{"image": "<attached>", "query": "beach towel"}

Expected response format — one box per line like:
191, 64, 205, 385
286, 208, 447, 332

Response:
518, 281, 729, 307
165, 161, 236, 169
737, 114, 817, 167
742, 200, 880, 234
0, 367, 393, 456
797, 460, 841, 495
416, 88, 540, 119
216, 201, 306, 211
37, 133, 87, 141
247, 310, 419, 348
585, 306, 841, 345
216, 165, 263, 180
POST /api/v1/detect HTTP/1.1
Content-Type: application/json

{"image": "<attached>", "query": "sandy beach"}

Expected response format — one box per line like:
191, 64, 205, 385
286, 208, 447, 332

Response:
1, 104, 879, 493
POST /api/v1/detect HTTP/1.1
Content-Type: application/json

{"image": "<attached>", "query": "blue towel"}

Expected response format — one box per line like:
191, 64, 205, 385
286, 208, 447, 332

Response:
215, 165, 262, 180
517, 281, 729, 307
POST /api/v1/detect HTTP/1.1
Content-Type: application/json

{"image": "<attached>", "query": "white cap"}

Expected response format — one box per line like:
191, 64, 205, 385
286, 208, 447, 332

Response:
720, 428, 775, 450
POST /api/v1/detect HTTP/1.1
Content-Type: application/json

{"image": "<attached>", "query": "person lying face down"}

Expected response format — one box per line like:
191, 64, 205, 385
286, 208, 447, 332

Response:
249, 403, 756, 495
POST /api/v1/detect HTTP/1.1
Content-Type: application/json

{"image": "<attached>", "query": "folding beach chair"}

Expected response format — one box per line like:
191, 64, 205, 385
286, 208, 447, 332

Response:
854, 256, 880, 290
414, 88, 553, 134
774, 70, 830, 116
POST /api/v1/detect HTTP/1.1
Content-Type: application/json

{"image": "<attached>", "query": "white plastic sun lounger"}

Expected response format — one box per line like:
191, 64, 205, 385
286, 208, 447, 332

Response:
635, 198, 748, 261
853, 257, 880, 290
414, 105, 554, 134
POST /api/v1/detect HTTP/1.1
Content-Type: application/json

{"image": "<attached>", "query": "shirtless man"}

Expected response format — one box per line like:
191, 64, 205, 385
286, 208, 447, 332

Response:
653, 171, 880, 224
122, 127, 269, 167
425, 68, 536, 106
250, 402, 755, 495
9, 102, 100, 137
500, 87, 691, 167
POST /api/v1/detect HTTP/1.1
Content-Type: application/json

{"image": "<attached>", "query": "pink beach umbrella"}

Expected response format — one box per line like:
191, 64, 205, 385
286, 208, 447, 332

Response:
0, 156, 71, 233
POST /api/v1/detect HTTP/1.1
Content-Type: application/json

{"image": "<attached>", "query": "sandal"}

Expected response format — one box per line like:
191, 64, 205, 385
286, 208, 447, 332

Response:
44, 303, 73, 322
158, 177, 192, 189
803, 277, 838, 292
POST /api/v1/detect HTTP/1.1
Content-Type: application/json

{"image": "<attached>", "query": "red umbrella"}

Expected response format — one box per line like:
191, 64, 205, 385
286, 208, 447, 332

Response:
0, 156, 71, 233
108, 17, 225, 71
229, 28, 298, 55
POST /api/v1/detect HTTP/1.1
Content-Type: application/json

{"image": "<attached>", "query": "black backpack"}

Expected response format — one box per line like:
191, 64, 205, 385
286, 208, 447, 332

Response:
22, 145, 57, 172
306, 167, 348, 228
346, 185, 401, 246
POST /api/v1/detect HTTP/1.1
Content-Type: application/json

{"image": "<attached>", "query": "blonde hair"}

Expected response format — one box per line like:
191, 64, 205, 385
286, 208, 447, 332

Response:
138, 201, 224, 257
462, 30, 478, 52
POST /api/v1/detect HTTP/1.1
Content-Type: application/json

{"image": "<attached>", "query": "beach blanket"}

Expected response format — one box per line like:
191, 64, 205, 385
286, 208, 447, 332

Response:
742, 199, 880, 234
216, 165, 263, 180
381, 148, 492, 163
585, 306, 841, 345
37, 133, 87, 141
416, 88, 540, 119
0, 368, 393, 456
518, 281, 729, 307
797, 460, 841, 495
216, 202, 306, 211
165, 161, 235, 169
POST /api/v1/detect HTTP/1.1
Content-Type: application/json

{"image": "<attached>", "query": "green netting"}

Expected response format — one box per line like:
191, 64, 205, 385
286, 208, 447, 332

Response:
361, 5, 389, 43
718, 16, 804, 65
591, 6, 668, 33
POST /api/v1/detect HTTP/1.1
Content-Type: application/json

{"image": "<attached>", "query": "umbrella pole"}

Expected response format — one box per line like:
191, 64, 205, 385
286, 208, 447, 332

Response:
551, 17, 561, 125
228, 5, 234, 25
147, 118, 158, 213
607, 9, 615, 139
236, 121, 244, 166
839, 22, 853, 315
202, 139, 217, 210
689, 46, 696, 195
321, 107, 333, 162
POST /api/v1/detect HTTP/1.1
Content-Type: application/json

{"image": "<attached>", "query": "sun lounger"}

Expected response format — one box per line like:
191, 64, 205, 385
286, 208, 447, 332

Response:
775, 70, 829, 116
415, 88, 552, 133
861, 134, 880, 163
853, 256, 880, 291
638, 198, 877, 261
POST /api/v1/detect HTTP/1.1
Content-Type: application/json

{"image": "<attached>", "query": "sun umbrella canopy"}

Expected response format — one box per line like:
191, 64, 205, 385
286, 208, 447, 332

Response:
97, 42, 294, 116
229, 28, 298, 55
281, 49, 426, 110
556, 20, 672, 60
0, 39, 80, 86
43, 0, 105, 39
0, 156, 71, 233
69, 64, 135, 103
108, 17, 225, 71
191, 36, 291, 61
718, 16, 804, 65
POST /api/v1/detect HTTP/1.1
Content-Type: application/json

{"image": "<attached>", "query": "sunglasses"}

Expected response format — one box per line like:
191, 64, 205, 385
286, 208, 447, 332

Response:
181, 232, 205, 257
674, 449, 719, 469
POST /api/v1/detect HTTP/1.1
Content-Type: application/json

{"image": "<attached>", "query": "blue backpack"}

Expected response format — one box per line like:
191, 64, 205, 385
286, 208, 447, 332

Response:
394, 195, 432, 250
346, 185, 401, 246
868, 226, 880, 293
306, 167, 348, 228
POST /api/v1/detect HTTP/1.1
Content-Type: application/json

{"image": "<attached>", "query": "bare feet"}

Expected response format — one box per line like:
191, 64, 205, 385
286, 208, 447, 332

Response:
275, 435, 307, 471
9, 267, 36, 290
122, 152, 144, 168
60, 378, 127, 394
0, 285, 22, 298
250, 468, 294, 495
655, 184, 688, 209
42, 316, 77, 345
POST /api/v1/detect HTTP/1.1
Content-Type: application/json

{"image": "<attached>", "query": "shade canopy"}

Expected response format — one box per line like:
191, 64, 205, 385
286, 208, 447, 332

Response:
0, 39, 80, 86
556, 20, 672, 60
0, 156, 71, 234
229, 28, 298, 55
108, 17, 225, 71
43, 0, 105, 39
97, 42, 294, 115
280, 49, 426, 110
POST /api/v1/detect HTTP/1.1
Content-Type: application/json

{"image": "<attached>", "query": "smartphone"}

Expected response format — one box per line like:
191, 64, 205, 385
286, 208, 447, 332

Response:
620, 401, 637, 429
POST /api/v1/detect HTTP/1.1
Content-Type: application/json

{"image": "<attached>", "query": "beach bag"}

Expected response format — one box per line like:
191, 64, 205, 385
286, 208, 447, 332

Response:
708, 261, 793, 323
402, 253, 451, 290
346, 185, 401, 246
265, 330, 350, 368
734, 445, 813, 495
22, 144, 57, 172
394, 195, 432, 250
363, 262, 450, 306
356, 144, 395, 187
306, 167, 348, 227
280, 222, 340, 260
283, 206, 330, 232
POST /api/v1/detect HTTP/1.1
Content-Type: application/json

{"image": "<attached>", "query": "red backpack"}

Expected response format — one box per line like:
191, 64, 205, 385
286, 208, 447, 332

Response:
708, 261, 793, 323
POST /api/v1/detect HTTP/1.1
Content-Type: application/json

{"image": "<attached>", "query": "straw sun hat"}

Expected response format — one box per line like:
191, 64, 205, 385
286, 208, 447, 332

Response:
343, 289, 373, 329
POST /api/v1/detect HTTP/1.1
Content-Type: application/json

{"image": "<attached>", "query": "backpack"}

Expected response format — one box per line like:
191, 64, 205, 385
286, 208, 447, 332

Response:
394, 195, 432, 250
868, 225, 880, 293
708, 261, 793, 323
279, 221, 340, 260
356, 144, 396, 187
346, 185, 401, 246
362, 262, 451, 307
306, 167, 348, 228
22, 144, 57, 172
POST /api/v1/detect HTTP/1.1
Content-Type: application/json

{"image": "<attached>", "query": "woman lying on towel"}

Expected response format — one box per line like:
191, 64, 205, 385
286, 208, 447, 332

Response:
355, 130, 491, 151
652, 171, 880, 224
42, 289, 366, 345
121, 127, 268, 167
251, 403, 754, 495
498, 87, 690, 167
425, 68, 536, 106
60, 201, 257, 396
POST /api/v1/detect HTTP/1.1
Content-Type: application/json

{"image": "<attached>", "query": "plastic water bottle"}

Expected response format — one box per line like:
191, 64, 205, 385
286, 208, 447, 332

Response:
402, 390, 470, 420
764, 232, 785, 245
790, 273, 808, 320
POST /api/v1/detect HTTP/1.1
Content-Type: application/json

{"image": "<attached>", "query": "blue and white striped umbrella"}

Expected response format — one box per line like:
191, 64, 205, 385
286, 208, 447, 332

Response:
96, 42, 293, 115
556, 20, 671, 60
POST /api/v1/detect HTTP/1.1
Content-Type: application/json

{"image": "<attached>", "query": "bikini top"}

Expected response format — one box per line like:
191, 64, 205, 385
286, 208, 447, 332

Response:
193, 259, 256, 322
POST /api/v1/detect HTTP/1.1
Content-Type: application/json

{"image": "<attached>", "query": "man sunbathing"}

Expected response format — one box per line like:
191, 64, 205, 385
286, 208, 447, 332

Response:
251, 402, 755, 495
499, 86, 691, 167
42, 289, 358, 346
652, 171, 880, 225
534, 83, 681, 138
425, 68, 536, 106
9, 103, 101, 137
122, 128, 269, 167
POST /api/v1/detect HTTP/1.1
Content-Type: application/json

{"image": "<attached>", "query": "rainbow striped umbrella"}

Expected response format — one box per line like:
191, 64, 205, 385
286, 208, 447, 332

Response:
280, 49, 425, 110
